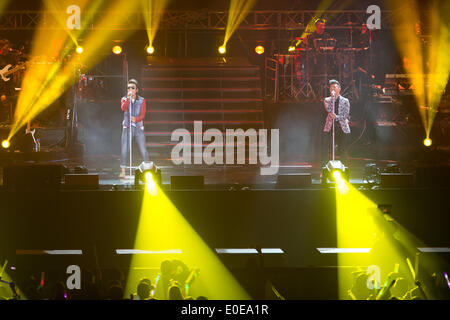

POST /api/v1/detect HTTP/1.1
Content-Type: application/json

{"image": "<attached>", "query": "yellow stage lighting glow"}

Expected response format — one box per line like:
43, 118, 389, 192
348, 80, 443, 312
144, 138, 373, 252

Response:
295, 0, 334, 47
140, 0, 170, 60
1, 140, 10, 149
335, 179, 383, 298
218, 46, 226, 54
144, 171, 153, 182
0, 0, 11, 15
146, 45, 155, 54
112, 45, 123, 55
333, 171, 349, 195
288, 46, 296, 52
222, 0, 257, 49
255, 45, 264, 55
390, 1, 450, 140
332, 170, 341, 180
0, 260, 26, 299
332, 176, 445, 299
144, 172, 158, 196
125, 185, 250, 299
423, 138, 432, 147
76, 46, 84, 54
7, 0, 141, 143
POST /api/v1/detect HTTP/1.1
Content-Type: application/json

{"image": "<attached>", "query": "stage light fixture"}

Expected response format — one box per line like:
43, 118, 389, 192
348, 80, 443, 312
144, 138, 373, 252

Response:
423, 138, 432, 147
135, 161, 161, 188
112, 45, 123, 55
76, 46, 84, 54
1, 140, 10, 149
255, 45, 264, 55
146, 45, 155, 54
322, 160, 349, 184
288, 46, 296, 52
218, 46, 226, 54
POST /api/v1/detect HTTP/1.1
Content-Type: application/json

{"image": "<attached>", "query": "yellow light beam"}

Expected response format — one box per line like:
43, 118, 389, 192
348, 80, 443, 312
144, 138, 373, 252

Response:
145, 172, 158, 196
7, 0, 90, 139
8, 14, 74, 139
425, 1, 450, 137
140, 0, 171, 49
333, 172, 349, 195
0, 0, 11, 15
335, 179, 409, 299
8, 0, 140, 141
43, 0, 82, 47
389, 1, 431, 136
223, 0, 257, 46
335, 177, 447, 299
125, 186, 250, 300
295, 0, 334, 47
0, 260, 26, 300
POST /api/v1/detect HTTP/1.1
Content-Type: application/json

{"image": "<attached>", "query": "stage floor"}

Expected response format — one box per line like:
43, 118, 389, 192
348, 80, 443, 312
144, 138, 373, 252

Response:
81, 154, 420, 188
0, 152, 434, 188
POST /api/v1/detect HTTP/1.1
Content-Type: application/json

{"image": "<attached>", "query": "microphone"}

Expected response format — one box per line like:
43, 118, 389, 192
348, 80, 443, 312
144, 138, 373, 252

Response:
331, 90, 335, 98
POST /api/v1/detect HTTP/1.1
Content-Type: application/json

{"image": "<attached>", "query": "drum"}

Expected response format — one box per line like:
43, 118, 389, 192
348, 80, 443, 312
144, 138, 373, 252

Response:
313, 38, 337, 52
294, 48, 313, 81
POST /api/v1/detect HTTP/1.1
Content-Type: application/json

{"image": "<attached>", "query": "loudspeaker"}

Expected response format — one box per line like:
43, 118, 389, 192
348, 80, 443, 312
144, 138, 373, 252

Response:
276, 174, 311, 189
3, 164, 63, 190
379, 173, 415, 188
170, 175, 204, 190
65, 174, 99, 189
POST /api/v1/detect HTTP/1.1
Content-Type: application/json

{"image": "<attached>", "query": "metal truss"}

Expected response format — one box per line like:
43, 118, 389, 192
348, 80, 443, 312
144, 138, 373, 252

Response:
0, 10, 394, 30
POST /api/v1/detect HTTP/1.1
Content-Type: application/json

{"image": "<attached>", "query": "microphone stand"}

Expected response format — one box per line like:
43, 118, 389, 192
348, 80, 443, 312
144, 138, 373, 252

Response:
69, 68, 81, 148
123, 53, 132, 182
332, 93, 336, 161
129, 97, 132, 180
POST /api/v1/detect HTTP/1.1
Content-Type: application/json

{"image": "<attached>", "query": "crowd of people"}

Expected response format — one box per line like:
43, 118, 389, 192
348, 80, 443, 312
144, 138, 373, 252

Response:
1, 259, 448, 300
348, 269, 450, 300
0, 259, 206, 301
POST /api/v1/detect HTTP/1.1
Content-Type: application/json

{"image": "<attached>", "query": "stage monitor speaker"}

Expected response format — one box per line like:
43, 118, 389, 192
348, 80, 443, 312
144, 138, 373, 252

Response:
380, 173, 414, 188
65, 174, 99, 189
276, 174, 312, 189
170, 175, 204, 190
3, 164, 63, 190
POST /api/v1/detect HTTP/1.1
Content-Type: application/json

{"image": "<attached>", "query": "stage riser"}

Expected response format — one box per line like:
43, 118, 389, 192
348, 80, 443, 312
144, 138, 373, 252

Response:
1, 189, 449, 267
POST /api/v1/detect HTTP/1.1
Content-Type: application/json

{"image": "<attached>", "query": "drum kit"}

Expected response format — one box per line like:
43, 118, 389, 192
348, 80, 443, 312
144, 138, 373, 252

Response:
275, 22, 371, 101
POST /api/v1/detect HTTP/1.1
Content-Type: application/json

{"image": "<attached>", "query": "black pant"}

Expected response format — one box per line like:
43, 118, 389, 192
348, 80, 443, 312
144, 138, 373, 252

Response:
321, 126, 349, 166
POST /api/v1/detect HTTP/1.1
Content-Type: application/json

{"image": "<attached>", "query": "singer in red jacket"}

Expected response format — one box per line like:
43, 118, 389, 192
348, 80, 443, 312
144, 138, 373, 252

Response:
120, 79, 148, 178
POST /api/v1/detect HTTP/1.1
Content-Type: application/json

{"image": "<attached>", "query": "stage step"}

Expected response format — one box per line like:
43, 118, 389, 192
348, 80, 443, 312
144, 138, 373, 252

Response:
140, 63, 265, 161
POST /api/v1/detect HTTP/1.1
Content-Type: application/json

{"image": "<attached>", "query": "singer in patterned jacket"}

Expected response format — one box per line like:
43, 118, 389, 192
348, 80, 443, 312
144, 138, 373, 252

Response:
321, 79, 350, 166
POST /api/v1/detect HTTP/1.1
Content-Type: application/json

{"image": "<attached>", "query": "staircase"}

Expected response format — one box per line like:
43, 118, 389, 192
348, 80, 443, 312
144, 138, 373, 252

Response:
140, 62, 265, 167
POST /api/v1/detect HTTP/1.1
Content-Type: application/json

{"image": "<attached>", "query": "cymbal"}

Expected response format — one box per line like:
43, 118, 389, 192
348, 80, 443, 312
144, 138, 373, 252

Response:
343, 21, 358, 26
